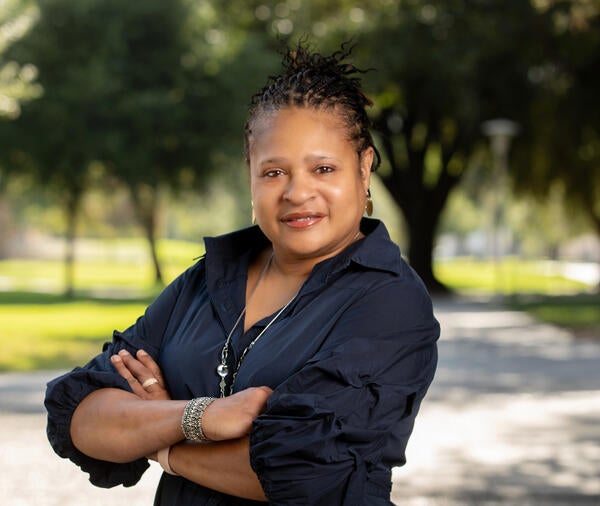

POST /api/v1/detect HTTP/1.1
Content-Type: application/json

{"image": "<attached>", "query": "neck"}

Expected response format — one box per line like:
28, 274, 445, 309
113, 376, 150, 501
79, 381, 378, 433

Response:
269, 229, 363, 278
269, 253, 318, 279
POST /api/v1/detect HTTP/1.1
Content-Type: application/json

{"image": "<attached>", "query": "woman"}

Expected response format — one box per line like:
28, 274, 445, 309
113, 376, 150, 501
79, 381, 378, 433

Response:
45, 43, 439, 505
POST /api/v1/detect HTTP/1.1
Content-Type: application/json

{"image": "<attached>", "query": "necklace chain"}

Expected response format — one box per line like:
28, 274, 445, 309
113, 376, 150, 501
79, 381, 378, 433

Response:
217, 252, 297, 397
216, 229, 363, 397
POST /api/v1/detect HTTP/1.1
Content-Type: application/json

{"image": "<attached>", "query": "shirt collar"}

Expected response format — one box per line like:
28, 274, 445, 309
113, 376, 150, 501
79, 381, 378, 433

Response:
333, 217, 403, 276
204, 218, 402, 283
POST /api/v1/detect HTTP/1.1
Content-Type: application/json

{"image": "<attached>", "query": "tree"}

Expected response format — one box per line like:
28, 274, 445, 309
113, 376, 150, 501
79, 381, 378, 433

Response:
2, 0, 276, 289
1, 0, 111, 295
0, 0, 41, 258
513, 0, 600, 289
90, 0, 211, 285
344, 0, 545, 292
97, 1, 285, 283
0, 0, 40, 120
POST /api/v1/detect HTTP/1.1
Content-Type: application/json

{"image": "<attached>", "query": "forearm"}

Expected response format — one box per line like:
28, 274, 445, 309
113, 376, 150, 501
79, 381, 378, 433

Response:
70, 388, 187, 463
170, 436, 267, 502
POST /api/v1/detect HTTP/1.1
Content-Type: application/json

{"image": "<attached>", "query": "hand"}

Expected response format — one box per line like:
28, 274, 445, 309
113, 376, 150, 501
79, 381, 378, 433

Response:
202, 386, 273, 442
111, 349, 171, 401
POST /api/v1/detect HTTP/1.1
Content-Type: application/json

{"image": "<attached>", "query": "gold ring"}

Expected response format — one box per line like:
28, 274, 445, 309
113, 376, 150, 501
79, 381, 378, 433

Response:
142, 378, 159, 389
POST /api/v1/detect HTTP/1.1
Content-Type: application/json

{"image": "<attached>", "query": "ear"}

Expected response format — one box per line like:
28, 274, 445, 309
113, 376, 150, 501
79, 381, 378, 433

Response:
359, 147, 374, 191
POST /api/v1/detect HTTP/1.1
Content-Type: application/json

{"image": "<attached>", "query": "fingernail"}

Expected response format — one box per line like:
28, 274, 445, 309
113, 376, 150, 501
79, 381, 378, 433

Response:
118, 349, 129, 356
138, 349, 148, 356
111, 355, 121, 363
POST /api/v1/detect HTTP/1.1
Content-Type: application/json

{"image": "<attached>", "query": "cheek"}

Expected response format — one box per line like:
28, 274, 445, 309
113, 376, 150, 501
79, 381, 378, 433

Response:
251, 183, 280, 215
327, 180, 364, 213
250, 174, 267, 200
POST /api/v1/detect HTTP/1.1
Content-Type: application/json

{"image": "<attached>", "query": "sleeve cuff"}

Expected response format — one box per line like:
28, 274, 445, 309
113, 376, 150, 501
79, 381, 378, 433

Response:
45, 368, 149, 488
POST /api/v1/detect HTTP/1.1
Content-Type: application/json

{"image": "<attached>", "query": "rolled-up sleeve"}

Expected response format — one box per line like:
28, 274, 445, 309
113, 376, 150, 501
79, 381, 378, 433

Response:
44, 267, 190, 488
45, 354, 148, 487
249, 278, 439, 505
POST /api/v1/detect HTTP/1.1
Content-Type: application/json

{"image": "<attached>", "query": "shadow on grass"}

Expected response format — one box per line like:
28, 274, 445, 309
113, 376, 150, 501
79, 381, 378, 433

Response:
507, 292, 600, 333
0, 290, 157, 306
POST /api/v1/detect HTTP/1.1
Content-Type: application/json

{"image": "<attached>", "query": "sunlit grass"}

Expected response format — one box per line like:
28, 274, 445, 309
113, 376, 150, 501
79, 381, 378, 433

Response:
436, 257, 599, 337
0, 296, 150, 371
435, 257, 588, 295
0, 238, 201, 371
0, 238, 202, 292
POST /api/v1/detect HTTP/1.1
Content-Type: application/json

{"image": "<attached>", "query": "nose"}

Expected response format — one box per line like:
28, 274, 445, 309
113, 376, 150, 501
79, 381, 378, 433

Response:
282, 172, 315, 204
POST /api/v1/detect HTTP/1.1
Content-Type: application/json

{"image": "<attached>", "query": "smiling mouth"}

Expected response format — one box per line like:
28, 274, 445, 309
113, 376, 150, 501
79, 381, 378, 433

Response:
281, 213, 324, 229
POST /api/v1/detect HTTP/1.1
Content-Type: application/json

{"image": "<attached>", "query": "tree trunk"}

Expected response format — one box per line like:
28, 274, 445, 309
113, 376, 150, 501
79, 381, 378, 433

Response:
374, 109, 463, 294
378, 174, 453, 294
404, 207, 451, 295
582, 193, 600, 293
0, 194, 12, 259
147, 224, 163, 286
63, 191, 80, 298
129, 182, 163, 286
592, 214, 600, 294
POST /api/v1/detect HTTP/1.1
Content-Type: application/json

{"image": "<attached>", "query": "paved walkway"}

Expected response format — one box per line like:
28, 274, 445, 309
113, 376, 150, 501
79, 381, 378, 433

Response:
1, 297, 599, 505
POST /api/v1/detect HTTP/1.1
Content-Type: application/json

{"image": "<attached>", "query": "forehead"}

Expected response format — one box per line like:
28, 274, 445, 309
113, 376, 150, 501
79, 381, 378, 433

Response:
249, 106, 349, 144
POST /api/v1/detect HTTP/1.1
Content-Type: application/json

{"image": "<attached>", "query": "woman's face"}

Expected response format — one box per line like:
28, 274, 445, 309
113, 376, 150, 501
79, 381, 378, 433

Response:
249, 106, 373, 264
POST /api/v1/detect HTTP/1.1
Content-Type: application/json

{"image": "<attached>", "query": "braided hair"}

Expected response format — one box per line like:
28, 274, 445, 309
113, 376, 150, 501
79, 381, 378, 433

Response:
244, 42, 381, 171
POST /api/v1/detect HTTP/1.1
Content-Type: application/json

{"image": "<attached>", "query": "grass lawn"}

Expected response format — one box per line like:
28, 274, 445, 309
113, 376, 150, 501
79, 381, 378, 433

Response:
0, 238, 198, 371
434, 257, 589, 294
0, 249, 597, 372
0, 291, 154, 371
507, 293, 600, 337
435, 257, 599, 338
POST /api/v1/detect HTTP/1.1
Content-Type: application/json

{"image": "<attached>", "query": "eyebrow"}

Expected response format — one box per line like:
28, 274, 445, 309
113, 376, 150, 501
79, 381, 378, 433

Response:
258, 154, 339, 166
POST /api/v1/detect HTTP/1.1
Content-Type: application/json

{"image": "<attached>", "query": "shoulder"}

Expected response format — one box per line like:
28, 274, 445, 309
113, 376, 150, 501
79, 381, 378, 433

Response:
143, 258, 206, 319
164, 257, 206, 293
342, 261, 437, 338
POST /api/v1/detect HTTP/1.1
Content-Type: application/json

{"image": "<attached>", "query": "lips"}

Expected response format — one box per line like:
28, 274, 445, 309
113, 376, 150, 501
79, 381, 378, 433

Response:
281, 212, 324, 229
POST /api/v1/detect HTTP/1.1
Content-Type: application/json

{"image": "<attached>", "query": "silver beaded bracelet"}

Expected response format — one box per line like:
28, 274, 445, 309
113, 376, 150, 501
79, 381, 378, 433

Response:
181, 397, 215, 442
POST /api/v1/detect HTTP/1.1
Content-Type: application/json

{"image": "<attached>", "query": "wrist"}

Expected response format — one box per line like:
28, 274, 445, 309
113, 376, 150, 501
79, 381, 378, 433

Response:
181, 397, 216, 442
157, 446, 178, 476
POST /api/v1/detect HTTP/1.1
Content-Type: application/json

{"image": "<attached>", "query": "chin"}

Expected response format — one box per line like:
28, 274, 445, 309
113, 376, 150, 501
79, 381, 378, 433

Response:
285, 238, 341, 260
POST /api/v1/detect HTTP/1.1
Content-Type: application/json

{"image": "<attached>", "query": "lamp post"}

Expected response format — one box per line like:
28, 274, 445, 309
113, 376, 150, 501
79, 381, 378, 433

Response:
481, 118, 520, 295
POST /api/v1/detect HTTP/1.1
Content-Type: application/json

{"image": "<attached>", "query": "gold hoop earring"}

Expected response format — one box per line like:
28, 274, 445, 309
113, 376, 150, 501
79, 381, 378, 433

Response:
251, 202, 256, 224
365, 189, 373, 217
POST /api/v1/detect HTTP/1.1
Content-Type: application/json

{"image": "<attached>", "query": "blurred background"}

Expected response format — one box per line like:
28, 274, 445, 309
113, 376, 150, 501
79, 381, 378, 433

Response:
0, 0, 599, 504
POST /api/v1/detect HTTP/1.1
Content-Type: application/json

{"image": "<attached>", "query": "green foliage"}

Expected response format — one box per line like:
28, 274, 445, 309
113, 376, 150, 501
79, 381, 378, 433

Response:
0, 0, 274, 285
0, 0, 40, 119
351, 0, 548, 291
1, 0, 599, 296
513, 1, 600, 237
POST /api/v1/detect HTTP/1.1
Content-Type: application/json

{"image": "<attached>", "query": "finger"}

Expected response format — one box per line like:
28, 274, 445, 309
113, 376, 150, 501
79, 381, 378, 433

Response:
136, 350, 165, 387
117, 350, 162, 396
118, 349, 153, 380
258, 386, 273, 397
110, 354, 147, 397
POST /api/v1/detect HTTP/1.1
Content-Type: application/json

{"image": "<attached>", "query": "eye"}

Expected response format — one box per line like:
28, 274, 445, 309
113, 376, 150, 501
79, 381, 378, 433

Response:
263, 168, 285, 178
315, 165, 335, 174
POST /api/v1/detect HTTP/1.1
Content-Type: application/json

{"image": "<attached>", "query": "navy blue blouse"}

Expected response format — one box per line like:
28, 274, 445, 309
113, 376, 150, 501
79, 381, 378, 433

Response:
45, 218, 439, 505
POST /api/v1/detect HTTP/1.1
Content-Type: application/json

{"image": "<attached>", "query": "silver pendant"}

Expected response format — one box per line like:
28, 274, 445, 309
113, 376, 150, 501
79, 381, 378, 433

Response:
216, 363, 229, 378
